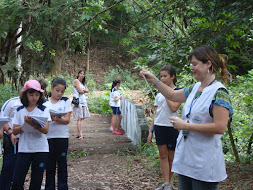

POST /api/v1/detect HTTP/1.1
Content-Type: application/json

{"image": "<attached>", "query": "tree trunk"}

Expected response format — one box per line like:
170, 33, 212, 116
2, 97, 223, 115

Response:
51, 48, 64, 76
227, 117, 240, 162
86, 30, 90, 73
247, 131, 253, 163
16, 22, 22, 81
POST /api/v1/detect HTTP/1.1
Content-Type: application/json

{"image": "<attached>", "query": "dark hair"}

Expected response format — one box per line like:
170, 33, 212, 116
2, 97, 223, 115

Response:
111, 79, 121, 92
77, 70, 86, 85
35, 77, 48, 91
20, 89, 45, 107
51, 77, 67, 88
188, 45, 229, 84
160, 65, 177, 85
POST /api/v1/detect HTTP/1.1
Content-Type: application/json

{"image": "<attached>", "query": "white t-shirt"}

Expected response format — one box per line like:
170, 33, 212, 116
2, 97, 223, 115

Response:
154, 91, 179, 127
1, 97, 22, 129
73, 79, 87, 106
109, 88, 120, 107
12, 105, 51, 153
43, 97, 72, 139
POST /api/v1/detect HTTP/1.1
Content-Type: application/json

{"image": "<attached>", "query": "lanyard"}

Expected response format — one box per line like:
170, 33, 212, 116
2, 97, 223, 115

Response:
183, 78, 216, 139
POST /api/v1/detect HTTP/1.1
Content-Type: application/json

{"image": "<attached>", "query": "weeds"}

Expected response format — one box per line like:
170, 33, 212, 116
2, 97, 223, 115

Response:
68, 150, 89, 159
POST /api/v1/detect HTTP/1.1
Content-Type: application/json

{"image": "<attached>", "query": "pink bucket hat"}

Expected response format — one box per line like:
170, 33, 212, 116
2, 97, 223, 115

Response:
21, 80, 44, 94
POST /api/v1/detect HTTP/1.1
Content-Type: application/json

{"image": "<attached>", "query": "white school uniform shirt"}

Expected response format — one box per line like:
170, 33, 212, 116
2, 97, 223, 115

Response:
73, 79, 87, 106
172, 82, 227, 182
43, 97, 72, 139
109, 88, 120, 107
12, 105, 51, 153
154, 91, 179, 127
1, 97, 22, 138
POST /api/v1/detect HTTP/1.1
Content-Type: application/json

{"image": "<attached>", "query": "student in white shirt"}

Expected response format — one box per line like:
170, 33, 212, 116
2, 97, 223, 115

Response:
109, 79, 124, 135
0, 78, 47, 190
43, 77, 72, 189
148, 65, 181, 190
0, 97, 20, 190
11, 80, 51, 190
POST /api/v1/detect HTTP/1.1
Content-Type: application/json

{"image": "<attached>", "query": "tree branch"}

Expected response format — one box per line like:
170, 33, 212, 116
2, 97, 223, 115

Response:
64, 0, 125, 40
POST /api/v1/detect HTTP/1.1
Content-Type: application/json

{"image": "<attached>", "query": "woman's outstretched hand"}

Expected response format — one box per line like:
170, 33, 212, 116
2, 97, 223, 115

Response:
140, 69, 159, 85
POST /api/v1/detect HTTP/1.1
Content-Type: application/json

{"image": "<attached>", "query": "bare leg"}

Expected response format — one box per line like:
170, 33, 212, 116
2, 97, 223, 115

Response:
168, 150, 175, 183
116, 114, 122, 131
111, 114, 117, 132
77, 119, 83, 138
158, 144, 171, 184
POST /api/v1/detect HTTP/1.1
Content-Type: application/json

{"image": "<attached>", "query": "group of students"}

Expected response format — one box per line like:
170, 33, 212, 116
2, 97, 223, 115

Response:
0, 77, 72, 190
0, 70, 122, 190
0, 45, 234, 190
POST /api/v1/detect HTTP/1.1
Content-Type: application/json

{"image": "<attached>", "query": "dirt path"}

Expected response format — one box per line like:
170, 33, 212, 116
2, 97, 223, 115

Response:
67, 113, 160, 190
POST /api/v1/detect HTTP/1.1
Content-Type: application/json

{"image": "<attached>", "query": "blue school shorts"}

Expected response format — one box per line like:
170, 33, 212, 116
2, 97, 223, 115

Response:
110, 107, 121, 115
154, 125, 179, 150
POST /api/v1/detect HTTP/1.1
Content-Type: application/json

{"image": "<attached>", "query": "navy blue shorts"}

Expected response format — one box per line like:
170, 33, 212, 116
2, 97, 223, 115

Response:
110, 106, 121, 115
154, 125, 179, 150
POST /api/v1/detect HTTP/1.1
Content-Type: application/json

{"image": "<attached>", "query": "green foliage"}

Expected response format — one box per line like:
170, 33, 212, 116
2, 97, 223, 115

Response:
103, 65, 144, 90
0, 83, 20, 107
86, 72, 97, 92
67, 150, 89, 159
138, 142, 160, 170
223, 70, 253, 163
87, 92, 112, 114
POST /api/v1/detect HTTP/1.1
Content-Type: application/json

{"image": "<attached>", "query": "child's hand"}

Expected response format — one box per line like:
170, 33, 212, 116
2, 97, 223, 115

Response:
10, 133, 18, 145
51, 115, 61, 122
25, 116, 42, 130
147, 132, 153, 145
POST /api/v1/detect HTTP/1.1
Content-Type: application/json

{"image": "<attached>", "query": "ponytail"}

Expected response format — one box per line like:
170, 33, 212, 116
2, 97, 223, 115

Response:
219, 55, 229, 85
111, 79, 121, 92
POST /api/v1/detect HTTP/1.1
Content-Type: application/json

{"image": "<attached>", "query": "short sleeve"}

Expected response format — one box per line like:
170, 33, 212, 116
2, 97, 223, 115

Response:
12, 110, 21, 126
113, 90, 120, 98
2, 100, 13, 117
184, 84, 195, 98
65, 99, 73, 113
210, 88, 233, 117
154, 93, 160, 106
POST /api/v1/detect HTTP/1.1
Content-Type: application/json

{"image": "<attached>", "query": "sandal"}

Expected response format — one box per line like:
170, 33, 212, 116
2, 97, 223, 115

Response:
79, 136, 84, 140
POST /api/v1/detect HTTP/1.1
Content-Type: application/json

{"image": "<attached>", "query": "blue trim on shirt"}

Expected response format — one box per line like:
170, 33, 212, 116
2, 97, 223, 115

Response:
61, 97, 68, 101
17, 105, 25, 112
44, 99, 49, 102
38, 105, 46, 111
1, 97, 19, 111
211, 99, 233, 116
184, 87, 189, 98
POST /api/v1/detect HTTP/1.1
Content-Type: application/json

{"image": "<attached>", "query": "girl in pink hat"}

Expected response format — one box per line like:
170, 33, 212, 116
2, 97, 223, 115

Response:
11, 80, 51, 190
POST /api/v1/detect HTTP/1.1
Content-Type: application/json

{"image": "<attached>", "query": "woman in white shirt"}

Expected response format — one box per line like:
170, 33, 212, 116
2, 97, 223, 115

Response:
72, 70, 90, 140
141, 46, 233, 190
